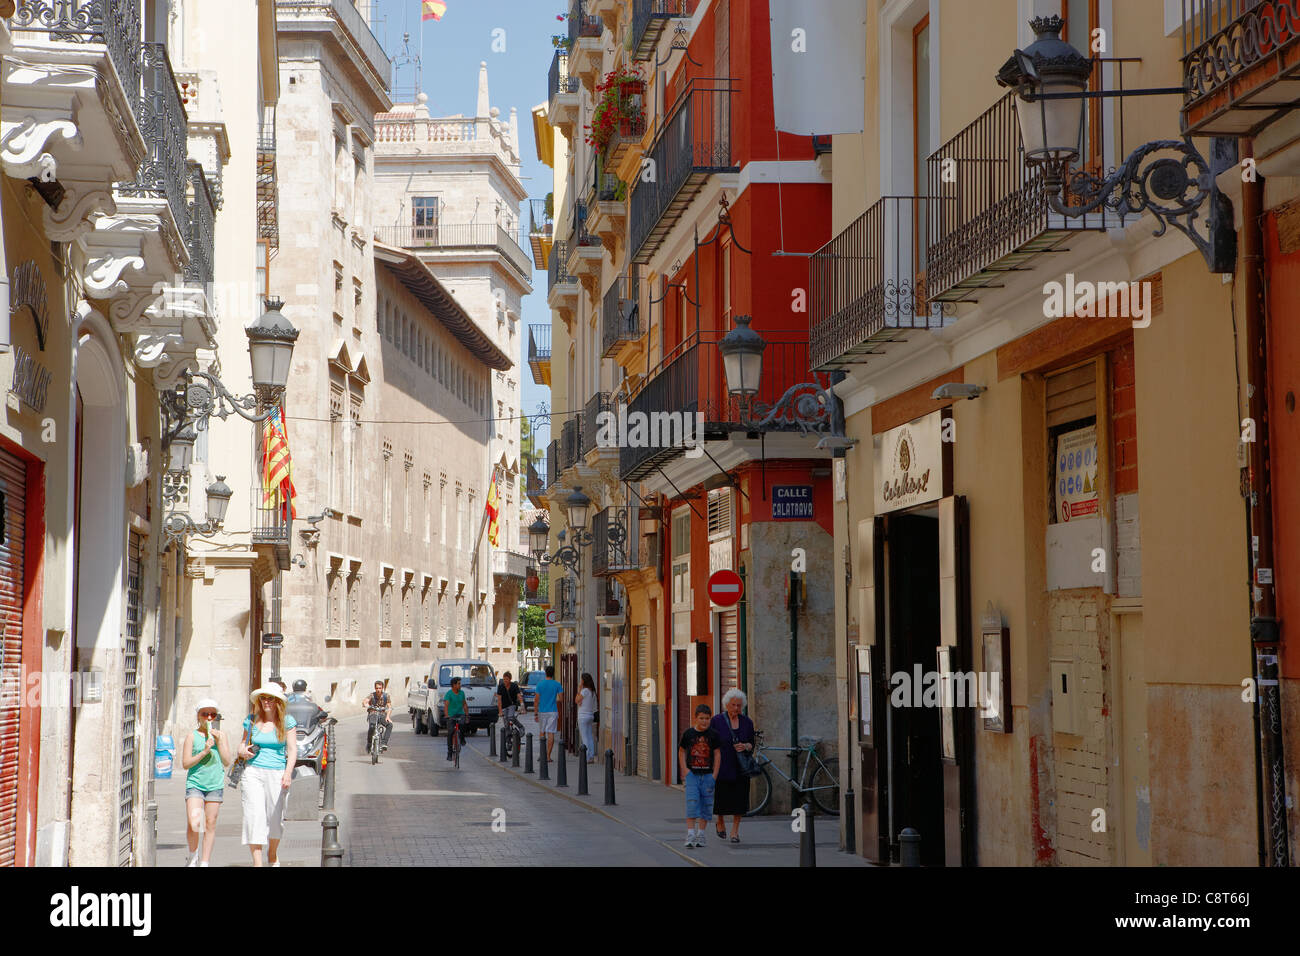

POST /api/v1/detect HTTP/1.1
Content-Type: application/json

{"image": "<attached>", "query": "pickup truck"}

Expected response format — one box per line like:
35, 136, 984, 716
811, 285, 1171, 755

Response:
407, 658, 499, 736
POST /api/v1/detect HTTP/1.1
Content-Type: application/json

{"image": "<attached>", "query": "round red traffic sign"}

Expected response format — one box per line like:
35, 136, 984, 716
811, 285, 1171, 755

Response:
707, 569, 744, 607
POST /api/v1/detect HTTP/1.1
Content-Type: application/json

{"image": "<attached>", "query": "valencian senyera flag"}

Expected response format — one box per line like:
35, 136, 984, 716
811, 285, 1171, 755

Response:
262, 406, 298, 520
486, 470, 500, 547
422, 0, 447, 21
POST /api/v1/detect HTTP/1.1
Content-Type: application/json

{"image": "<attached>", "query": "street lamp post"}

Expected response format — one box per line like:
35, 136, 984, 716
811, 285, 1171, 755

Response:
718, 315, 839, 434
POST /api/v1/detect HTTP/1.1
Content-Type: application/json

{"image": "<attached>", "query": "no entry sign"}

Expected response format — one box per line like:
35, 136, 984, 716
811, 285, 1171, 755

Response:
708, 569, 744, 607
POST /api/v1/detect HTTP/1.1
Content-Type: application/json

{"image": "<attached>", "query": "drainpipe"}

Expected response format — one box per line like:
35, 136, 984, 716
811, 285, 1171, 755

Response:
1241, 155, 1289, 868
789, 570, 800, 810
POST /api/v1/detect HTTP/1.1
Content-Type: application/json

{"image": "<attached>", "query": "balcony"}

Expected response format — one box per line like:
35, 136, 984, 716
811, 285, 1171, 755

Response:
602, 274, 640, 358
809, 196, 952, 371
568, 0, 605, 85
529, 198, 554, 270
600, 82, 648, 170
556, 576, 578, 625
596, 577, 625, 621
526, 462, 547, 509
566, 202, 605, 285
620, 335, 825, 481
376, 222, 532, 282
632, 1, 700, 61
924, 91, 1108, 304
528, 323, 552, 387
586, 154, 626, 248
592, 505, 639, 576
251, 487, 293, 572
257, 105, 279, 252
184, 161, 216, 291
1182, 0, 1300, 136
548, 49, 580, 133
545, 439, 559, 490
276, 0, 390, 96
525, 568, 550, 605
581, 392, 612, 460
492, 548, 531, 583
630, 78, 738, 265
560, 414, 583, 474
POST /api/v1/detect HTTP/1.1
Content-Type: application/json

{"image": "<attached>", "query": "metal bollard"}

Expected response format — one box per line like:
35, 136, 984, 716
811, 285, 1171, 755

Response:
512, 728, 521, 768
499, 726, 508, 762
539, 737, 550, 780
844, 788, 856, 855
321, 812, 344, 867
525, 733, 534, 774
555, 740, 567, 787
322, 721, 337, 812
603, 749, 616, 805
900, 827, 921, 867
489, 723, 497, 757
799, 802, 817, 867
577, 745, 589, 795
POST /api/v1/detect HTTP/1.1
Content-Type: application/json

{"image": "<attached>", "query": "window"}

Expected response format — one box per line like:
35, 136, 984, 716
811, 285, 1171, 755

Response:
382, 441, 393, 528
353, 278, 363, 318
334, 261, 344, 314
1046, 361, 1100, 526
412, 196, 438, 241
347, 397, 361, 512
707, 488, 733, 540
380, 572, 393, 646
347, 566, 361, 645
403, 452, 413, 534
327, 570, 342, 644
439, 475, 448, 551
329, 387, 344, 507
1063, 0, 1103, 175
456, 483, 464, 551
423, 473, 432, 544
913, 15, 932, 274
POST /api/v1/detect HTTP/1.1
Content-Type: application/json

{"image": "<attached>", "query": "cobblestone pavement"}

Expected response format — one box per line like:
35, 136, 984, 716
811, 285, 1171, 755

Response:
340, 713, 689, 867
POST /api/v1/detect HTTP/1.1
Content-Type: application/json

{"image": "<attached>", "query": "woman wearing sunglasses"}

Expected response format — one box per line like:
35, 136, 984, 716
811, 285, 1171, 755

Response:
238, 685, 298, 866
181, 698, 232, 867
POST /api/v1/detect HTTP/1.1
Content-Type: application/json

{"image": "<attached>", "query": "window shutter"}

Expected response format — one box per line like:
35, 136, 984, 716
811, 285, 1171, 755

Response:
1046, 361, 1098, 428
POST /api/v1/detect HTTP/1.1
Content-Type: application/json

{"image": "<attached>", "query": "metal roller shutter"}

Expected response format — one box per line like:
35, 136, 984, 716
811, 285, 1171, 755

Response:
635, 626, 650, 777
0, 449, 27, 868
119, 531, 142, 867
719, 610, 738, 698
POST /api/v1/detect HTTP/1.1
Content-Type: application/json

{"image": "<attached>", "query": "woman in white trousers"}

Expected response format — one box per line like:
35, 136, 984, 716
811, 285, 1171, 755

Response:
576, 672, 598, 762
238, 686, 298, 866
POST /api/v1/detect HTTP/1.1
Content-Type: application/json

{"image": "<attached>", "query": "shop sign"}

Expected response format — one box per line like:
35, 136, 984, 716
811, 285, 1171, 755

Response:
11, 260, 50, 350
873, 410, 949, 514
772, 484, 814, 520
10, 344, 52, 413
1056, 424, 1099, 522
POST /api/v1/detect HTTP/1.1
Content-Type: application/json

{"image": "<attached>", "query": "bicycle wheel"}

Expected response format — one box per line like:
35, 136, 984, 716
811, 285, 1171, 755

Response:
744, 766, 772, 817
453, 731, 460, 769
806, 757, 840, 816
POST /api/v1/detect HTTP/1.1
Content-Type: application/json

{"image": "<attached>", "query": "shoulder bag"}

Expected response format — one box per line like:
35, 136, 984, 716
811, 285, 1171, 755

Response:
226, 717, 259, 788
732, 721, 762, 778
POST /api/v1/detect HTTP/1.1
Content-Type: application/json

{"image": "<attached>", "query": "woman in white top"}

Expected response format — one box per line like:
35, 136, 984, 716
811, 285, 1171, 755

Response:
575, 672, 598, 763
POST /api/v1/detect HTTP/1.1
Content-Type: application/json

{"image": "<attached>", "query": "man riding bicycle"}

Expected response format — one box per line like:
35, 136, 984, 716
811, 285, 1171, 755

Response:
495, 671, 521, 725
366, 680, 393, 753
443, 676, 469, 761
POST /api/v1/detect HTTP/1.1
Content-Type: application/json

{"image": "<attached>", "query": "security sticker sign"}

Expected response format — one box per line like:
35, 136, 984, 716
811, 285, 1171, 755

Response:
1057, 425, 1099, 522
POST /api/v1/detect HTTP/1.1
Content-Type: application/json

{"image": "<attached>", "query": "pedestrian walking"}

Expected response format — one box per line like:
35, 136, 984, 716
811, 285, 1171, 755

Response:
534, 665, 564, 760
679, 703, 722, 848
575, 673, 598, 762
180, 698, 232, 866
710, 689, 756, 842
238, 685, 298, 866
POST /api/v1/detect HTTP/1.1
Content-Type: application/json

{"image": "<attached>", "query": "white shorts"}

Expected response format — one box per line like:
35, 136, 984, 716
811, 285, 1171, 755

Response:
537, 712, 557, 734
240, 765, 288, 846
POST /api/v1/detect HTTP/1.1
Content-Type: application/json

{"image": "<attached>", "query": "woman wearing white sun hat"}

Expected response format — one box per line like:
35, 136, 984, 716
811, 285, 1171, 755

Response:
238, 685, 298, 866
180, 698, 231, 866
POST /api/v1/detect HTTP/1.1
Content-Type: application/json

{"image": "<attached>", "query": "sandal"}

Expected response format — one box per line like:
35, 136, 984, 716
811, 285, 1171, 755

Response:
730, 836, 740, 843
715, 826, 726, 839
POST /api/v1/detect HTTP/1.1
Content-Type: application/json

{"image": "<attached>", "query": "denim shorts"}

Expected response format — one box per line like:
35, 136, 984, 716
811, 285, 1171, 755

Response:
684, 772, 715, 819
185, 787, 224, 803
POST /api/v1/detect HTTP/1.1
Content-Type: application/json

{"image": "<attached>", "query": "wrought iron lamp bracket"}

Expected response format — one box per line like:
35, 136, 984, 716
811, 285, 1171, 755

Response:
161, 512, 222, 552
740, 380, 836, 433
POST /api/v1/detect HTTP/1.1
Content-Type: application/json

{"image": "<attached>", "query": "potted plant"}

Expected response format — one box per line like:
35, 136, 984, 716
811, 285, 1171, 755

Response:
585, 66, 646, 154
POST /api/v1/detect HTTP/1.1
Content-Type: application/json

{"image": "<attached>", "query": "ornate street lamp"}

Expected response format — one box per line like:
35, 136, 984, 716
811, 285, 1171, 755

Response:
168, 424, 197, 473
162, 475, 234, 549
995, 15, 1234, 272
245, 297, 300, 404
718, 316, 838, 433
566, 485, 591, 533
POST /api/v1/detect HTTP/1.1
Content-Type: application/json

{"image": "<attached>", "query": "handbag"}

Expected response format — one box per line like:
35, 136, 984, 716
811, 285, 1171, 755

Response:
732, 723, 762, 778
226, 718, 259, 789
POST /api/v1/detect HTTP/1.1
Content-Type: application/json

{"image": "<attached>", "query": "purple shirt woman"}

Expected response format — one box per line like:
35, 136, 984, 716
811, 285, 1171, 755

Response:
710, 689, 756, 841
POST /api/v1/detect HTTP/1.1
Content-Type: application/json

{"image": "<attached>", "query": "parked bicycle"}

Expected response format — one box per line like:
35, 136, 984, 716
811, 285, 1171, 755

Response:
744, 731, 840, 817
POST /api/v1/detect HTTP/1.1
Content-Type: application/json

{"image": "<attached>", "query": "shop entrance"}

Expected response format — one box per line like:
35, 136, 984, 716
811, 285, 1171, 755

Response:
885, 508, 944, 865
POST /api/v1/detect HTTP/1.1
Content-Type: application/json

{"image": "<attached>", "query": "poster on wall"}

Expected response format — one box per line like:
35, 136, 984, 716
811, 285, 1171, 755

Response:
1056, 424, 1099, 523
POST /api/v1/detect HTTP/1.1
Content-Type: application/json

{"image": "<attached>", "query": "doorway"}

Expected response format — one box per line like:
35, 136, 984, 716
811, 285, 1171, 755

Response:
673, 648, 688, 784
886, 509, 944, 865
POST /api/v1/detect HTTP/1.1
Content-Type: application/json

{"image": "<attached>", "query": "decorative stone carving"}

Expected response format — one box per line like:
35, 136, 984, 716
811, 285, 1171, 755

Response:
133, 330, 197, 386
84, 251, 145, 297
42, 181, 116, 242
0, 114, 80, 180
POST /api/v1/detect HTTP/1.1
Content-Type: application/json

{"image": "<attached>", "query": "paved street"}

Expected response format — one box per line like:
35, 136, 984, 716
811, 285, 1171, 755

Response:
157, 709, 865, 867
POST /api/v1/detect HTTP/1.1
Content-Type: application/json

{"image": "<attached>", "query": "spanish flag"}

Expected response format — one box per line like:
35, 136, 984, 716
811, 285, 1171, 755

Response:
262, 406, 298, 520
422, 0, 446, 21
485, 471, 500, 547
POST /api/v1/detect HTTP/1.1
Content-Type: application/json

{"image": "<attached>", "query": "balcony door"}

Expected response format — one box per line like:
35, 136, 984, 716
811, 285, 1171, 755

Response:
1063, 0, 1103, 178
412, 196, 438, 243
912, 15, 932, 306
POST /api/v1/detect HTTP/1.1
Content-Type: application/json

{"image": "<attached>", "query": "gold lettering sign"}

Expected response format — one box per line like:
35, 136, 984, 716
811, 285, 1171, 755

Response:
11, 261, 49, 350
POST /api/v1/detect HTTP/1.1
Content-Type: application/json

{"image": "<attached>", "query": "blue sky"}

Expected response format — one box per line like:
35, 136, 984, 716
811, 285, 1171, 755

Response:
370, 0, 563, 449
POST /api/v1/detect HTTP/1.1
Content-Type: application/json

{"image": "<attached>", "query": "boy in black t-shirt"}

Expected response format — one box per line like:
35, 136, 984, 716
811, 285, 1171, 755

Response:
678, 703, 722, 848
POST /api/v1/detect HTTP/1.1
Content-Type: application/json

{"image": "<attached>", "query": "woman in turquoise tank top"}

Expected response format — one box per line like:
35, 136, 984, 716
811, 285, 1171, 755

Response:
180, 698, 232, 867
238, 685, 298, 866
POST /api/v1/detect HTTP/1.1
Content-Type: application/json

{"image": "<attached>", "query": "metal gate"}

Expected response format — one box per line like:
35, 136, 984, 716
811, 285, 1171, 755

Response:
120, 531, 143, 867
611, 641, 625, 770
635, 625, 650, 777
0, 449, 27, 867
719, 609, 738, 698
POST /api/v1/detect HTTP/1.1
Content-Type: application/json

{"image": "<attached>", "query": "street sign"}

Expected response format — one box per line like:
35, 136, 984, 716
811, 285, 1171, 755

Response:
707, 569, 744, 607
545, 609, 558, 625
544, 625, 559, 644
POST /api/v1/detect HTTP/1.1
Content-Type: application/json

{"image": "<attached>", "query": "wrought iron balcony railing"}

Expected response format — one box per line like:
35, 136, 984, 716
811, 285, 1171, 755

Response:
525, 568, 550, 604
597, 576, 625, 617
924, 91, 1107, 304
556, 576, 578, 623
376, 222, 532, 281
592, 505, 639, 576
619, 334, 824, 481
545, 439, 559, 489
548, 49, 580, 104
528, 324, 552, 386
13, 0, 144, 131
568, 0, 603, 45
118, 42, 188, 232
809, 195, 951, 370
587, 151, 622, 208
257, 105, 279, 251
184, 161, 215, 290
560, 414, 582, 472
630, 78, 738, 264
581, 392, 611, 457
276, 0, 390, 84
1182, 0, 1300, 135
632, 0, 700, 60
251, 484, 292, 570
529, 197, 554, 269
569, 201, 601, 250
525, 462, 545, 504
548, 240, 578, 295
602, 274, 640, 357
